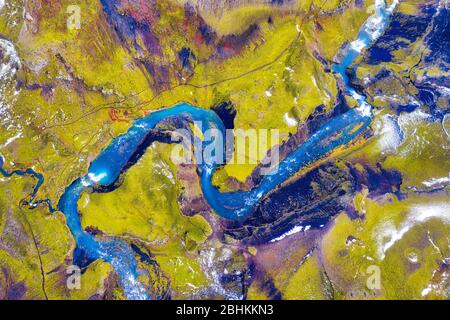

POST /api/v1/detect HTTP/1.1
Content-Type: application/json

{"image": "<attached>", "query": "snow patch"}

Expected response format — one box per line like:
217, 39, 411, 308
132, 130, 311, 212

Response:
443, 114, 450, 139
283, 112, 298, 127
0, 38, 22, 145
356, 101, 372, 117
376, 202, 450, 260
270, 224, 313, 243
0, 38, 20, 82
351, 38, 367, 52
422, 175, 450, 188
0, 131, 22, 148
374, 114, 403, 153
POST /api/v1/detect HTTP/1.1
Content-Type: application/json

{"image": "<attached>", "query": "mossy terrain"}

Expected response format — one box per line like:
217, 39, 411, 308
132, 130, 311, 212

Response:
321, 193, 450, 299
0, 175, 113, 299
81, 143, 212, 298
0, 0, 448, 300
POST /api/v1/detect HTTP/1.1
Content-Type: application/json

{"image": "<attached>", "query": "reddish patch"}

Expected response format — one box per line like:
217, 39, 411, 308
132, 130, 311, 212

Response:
194, 32, 203, 47
121, 0, 159, 24
109, 109, 130, 122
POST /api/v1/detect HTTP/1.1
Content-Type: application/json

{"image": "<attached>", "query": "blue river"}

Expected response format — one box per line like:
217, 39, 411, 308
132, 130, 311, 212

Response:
1, 1, 398, 299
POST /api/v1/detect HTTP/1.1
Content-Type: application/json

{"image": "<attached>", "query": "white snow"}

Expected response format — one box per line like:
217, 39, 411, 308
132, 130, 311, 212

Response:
269, 224, 314, 243
283, 112, 298, 127
0, 131, 22, 148
82, 172, 108, 187
422, 175, 450, 188
351, 38, 368, 52
375, 203, 450, 260
270, 225, 304, 242
443, 114, 450, 139
374, 114, 403, 153
0, 38, 22, 146
421, 287, 432, 297
0, 38, 20, 81
356, 101, 372, 117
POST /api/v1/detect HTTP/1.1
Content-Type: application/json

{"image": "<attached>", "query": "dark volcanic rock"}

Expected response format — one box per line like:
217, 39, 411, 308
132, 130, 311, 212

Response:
347, 162, 403, 197
351, 3, 449, 118
211, 101, 237, 130
224, 163, 351, 244
364, 10, 433, 65
223, 162, 403, 245
424, 5, 449, 66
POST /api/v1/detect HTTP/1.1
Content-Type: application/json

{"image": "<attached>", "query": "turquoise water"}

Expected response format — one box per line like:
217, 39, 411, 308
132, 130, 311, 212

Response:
2, 0, 397, 300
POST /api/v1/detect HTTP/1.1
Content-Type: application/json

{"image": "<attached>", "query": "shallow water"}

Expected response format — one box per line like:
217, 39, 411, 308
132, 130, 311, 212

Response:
3, 1, 398, 300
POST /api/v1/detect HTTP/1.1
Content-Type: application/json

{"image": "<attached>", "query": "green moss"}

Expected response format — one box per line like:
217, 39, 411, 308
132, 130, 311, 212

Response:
0, 176, 110, 299
322, 193, 450, 299
68, 261, 115, 300
0, 0, 24, 40
304, 0, 372, 61
81, 143, 210, 297
349, 111, 450, 188
283, 252, 330, 300
1, 0, 448, 300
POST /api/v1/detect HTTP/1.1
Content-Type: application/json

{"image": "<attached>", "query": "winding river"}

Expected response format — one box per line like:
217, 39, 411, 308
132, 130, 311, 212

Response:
1, 0, 398, 299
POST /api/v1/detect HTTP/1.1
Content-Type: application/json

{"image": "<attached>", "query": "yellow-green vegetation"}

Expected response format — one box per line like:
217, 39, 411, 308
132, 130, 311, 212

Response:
303, 0, 373, 61
196, 5, 284, 36
322, 193, 450, 299
81, 143, 211, 298
395, 0, 427, 15
283, 252, 331, 299
383, 120, 450, 187
0, 0, 23, 40
2, 0, 366, 299
247, 284, 270, 300
0, 0, 374, 196
68, 261, 115, 300
0, 175, 111, 299
180, 0, 315, 36
348, 110, 450, 188
143, 11, 345, 181
1, 0, 447, 301
17, 0, 153, 99
0, 1, 141, 206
